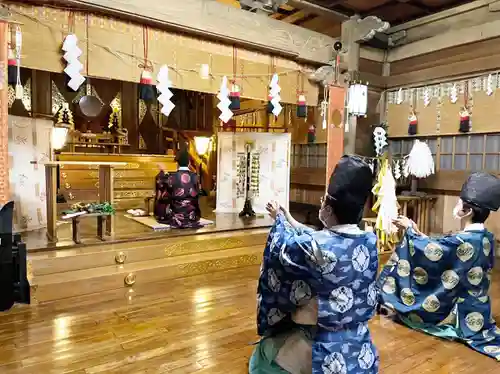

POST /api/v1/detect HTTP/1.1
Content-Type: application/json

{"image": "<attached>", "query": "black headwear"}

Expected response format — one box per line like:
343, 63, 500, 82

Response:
175, 148, 190, 168
460, 172, 500, 211
326, 155, 373, 221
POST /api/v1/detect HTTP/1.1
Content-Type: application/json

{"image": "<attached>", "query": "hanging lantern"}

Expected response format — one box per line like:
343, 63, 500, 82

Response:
459, 106, 471, 133
229, 83, 241, 111
408, 109, 418, 135
296, 94, 307, 118
347, 82, 368, 117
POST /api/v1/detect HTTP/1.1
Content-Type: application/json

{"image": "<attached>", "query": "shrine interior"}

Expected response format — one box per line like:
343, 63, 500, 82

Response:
0, 0, 500, 373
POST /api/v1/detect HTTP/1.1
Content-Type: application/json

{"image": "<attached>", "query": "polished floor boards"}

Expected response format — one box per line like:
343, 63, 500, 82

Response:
1, 266, 500, 373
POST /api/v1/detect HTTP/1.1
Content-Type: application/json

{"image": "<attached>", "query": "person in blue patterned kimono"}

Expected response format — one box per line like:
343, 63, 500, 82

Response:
378, 172, 500, 361
249, 155, 380, 374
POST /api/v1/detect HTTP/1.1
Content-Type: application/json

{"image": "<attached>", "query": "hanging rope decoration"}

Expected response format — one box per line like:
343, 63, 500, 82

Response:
408, 92, 418, 136
139, 26, 155, 102
7, 25, 17, 86
229, 46, 241, 111
14, 25, 23, 99
320, 85, 329, 130
62, 12, 85, 92
404, 139, 435, 179
296, 71, 307, 118
459, 82, 471, 133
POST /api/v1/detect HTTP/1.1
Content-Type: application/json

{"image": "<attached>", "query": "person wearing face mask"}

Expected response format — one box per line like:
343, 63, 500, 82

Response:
249, 155, 380, 374
378, 172, 500, 360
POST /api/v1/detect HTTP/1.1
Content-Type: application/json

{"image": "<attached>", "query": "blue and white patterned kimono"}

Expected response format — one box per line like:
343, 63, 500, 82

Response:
257, 213, 380, 373
378, 223, 500, 361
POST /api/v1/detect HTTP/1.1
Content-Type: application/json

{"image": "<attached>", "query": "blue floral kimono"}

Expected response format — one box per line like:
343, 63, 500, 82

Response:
255, 213, 379, 373
378, 224, 500, 361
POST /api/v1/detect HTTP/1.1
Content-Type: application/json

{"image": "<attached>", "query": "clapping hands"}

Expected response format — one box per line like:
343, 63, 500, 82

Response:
266, 200, 280, 220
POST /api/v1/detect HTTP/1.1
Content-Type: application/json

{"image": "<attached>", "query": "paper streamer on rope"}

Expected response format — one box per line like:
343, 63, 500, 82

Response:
373, 126, 387, 156
62, 34, 85, 91
217, 76, 233, 123
269, 73, 282, 116
450, 83, 458, 104
14, 26, 23, 99
156, 65, 175, 116
405, 140, 435, 178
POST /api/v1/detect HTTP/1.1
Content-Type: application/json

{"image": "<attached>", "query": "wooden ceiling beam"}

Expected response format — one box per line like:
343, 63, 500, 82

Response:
287, 0, 348, 21
281, 9, 311, 24
23, 0, 335, 64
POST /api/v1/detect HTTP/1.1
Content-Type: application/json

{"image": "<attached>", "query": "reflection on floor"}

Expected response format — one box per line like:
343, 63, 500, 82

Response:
1, 266, 499, 373
21, 212, 274, 252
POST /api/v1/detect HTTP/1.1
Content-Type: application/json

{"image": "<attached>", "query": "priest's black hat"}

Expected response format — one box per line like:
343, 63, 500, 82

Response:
326, 155, 373, 215
460, 172, 500, 211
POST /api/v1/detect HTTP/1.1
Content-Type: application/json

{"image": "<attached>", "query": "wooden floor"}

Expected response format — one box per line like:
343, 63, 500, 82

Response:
1, 266, 500, 373
21, 212, 273, 252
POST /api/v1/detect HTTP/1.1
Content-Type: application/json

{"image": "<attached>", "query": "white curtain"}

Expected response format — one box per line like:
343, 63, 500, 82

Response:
8, 116, 52, 232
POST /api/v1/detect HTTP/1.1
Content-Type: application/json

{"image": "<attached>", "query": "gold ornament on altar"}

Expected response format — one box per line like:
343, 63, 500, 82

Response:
52, 103, 75, 150
108, 106, 121, 130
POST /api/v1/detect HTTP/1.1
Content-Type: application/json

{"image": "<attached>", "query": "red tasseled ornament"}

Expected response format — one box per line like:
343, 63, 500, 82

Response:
7, 46, 17, 85
307, 124, 316, 143
229, 84, 241, 110
296, 94, 307, 118
459, 112, 471, 133
267, 94, 274, 114
139, 70, 155, 102
408, 114, 418, 135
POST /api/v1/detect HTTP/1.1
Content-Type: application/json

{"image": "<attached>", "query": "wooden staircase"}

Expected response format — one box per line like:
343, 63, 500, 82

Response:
28, 228, 268, 303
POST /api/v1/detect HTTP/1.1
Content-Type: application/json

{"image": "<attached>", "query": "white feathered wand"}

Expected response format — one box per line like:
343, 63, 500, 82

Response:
404, 139, 435, 194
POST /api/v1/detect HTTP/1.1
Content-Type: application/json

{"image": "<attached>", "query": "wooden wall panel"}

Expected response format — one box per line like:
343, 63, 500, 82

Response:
388, 37, 500, 88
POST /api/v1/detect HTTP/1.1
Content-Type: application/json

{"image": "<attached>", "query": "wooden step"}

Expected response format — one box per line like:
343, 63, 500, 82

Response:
28, 228, 268, 276
30, 246, 263, 303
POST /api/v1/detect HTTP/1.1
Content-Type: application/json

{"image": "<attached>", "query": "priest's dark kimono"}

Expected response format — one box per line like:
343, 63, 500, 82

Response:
255, 215, 380, 373
378, 172, 500, 361
155, 168, 201, 229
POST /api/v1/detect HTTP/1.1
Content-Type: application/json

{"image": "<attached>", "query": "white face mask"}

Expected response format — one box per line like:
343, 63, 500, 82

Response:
453, 199, 472, 220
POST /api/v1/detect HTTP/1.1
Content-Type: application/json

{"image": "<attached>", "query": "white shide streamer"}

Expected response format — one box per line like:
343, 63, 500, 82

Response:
157, 65, 175, 116
377, 165, 399, 235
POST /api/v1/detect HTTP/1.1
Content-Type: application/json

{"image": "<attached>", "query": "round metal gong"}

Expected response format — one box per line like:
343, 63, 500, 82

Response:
78, 95, 103, 118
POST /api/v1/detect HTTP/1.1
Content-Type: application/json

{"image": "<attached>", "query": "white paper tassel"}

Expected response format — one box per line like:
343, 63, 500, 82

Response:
405, 140, 435, 178
377, 166, 399, 235
200, 64, 210, 80
269, 73, 282, 116
15, 26, 23, 99
373, 126, 387, 156
396, 88, 403, 105
486, 74, 494, 96
393, 160, 401, 180
450, 84, 458, 104
423, 87, 431, 107
62, 34, 85, 91
217, 76, 233, 123
157, 65, 175, 116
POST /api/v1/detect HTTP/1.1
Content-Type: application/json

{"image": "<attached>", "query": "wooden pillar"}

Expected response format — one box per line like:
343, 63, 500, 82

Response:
45, 164, 58, 243
99, 165, 114, 236
326, 85, 345, 185
341, 17, 359, 156
0, 21, 8, 204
